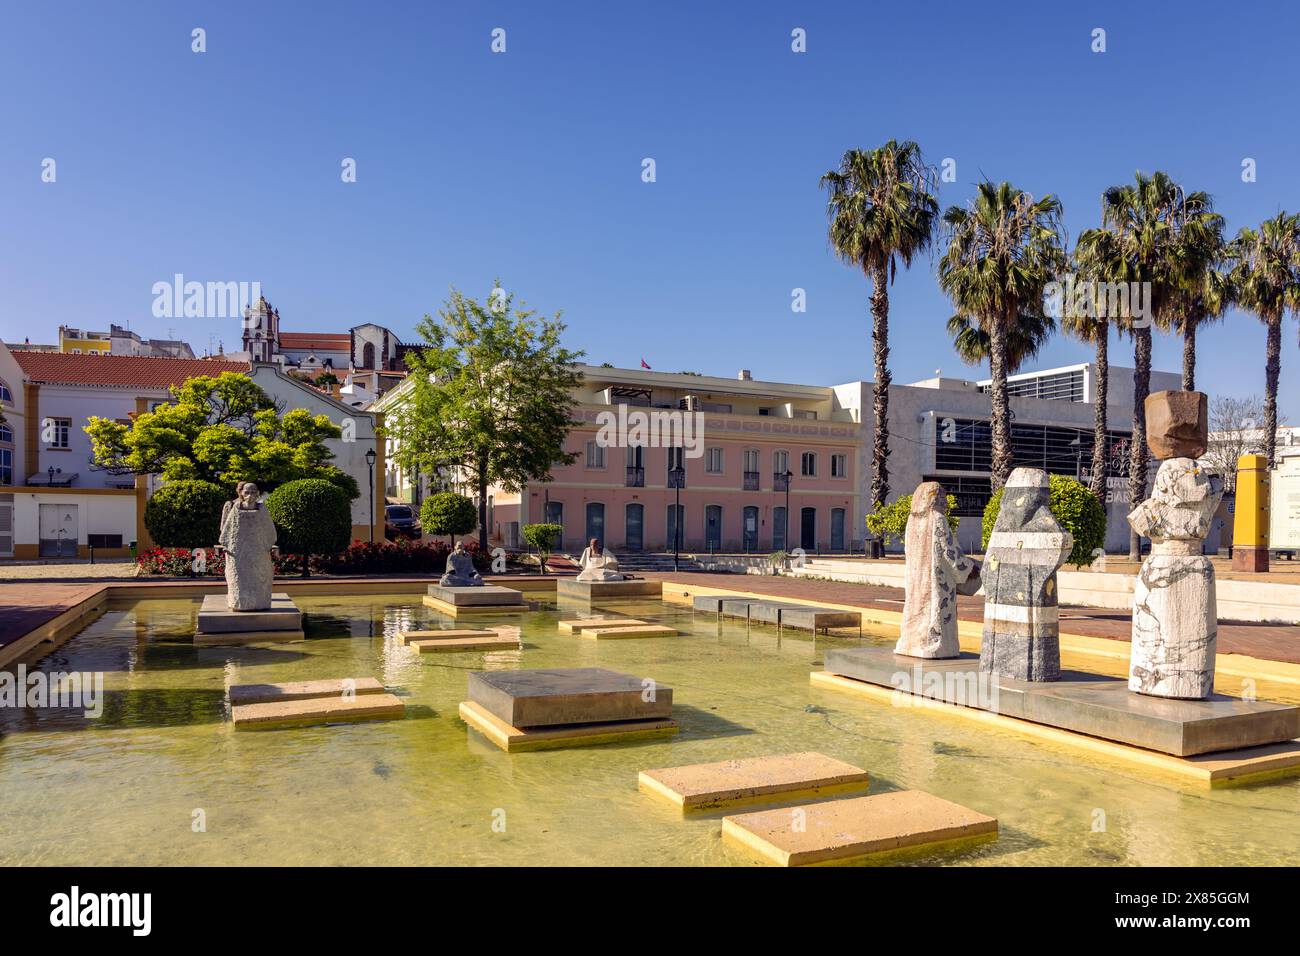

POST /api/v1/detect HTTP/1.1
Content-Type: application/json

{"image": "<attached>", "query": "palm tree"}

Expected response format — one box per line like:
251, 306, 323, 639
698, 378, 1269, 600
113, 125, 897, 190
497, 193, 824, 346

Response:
1092, 171, 1214, 557
946, 311, 1056, 372
1065, 229, 1124, 497
939, 180, 1066, 489
821, 141, 939, 511
1168, 211, 1229, 390
1227, 212, 1300, 467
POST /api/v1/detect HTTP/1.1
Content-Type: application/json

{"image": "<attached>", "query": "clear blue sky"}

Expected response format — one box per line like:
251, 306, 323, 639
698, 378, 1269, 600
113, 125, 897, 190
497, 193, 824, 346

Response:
3, 1, 1298, 417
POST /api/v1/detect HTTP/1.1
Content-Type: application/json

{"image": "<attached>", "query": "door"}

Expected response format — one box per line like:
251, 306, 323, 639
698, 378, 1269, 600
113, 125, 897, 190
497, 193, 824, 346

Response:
705, 505, 722, 550
742, 506, 758, 551
0, 501, 12, 557
772, 506, 786, 551
39, 503, 78, 557
830, 508, 845, 551
585, 502, 606, 547
625, 503, 644, 551
666, 504, 684, 551
800, 507, 816, 551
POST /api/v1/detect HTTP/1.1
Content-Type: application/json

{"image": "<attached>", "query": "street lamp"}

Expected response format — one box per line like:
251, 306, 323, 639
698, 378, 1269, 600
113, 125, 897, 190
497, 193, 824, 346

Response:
668, 462, 685, 572
365, 447, 377, 543
1070, 436, 1082, 480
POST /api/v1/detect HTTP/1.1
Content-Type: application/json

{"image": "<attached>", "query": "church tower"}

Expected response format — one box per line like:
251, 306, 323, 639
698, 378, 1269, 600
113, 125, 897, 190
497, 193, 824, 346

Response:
241, 295, 280, 362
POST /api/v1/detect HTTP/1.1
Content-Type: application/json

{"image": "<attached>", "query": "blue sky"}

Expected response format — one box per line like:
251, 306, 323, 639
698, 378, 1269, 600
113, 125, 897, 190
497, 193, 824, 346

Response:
3, 1, 1298, 417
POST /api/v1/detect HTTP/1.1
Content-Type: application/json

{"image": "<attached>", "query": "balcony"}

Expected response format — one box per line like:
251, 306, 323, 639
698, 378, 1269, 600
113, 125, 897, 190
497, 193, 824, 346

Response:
773, 472, 792, 491
625, 466, 645, 488
743, 471, 760, 491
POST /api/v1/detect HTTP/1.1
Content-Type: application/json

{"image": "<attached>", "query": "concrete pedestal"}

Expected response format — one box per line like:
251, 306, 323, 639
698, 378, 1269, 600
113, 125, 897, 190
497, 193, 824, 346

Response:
556, 579, 662, 602
423, 584, 530, 616
468, 667, 672, 727
195, 593, 304, 645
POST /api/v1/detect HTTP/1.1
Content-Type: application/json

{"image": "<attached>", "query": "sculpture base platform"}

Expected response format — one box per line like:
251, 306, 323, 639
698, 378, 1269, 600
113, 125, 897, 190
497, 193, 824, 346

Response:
232, 693, 405, 730
228, 677, 385, 706
195, 593, 304, 645
639, 752, 870, 812
468, 667, 672, 728
577, 624, 678, 640
557, 616, 646, 633
556, 578, 662, 602
412, 634, 521, 653
821, 646, 1300, 758
396, 628, 497, 646
747, 602, 860, 633
423, 584, 531, 617
722, 790, 997, 867
459, 701, 677, 752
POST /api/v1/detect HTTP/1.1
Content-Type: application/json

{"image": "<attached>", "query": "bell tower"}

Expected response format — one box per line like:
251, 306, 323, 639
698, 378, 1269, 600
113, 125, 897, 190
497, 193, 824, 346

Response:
241, 295, 280, 362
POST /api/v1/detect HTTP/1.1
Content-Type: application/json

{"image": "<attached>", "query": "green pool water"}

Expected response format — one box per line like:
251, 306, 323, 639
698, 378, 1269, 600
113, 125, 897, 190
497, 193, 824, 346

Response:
1, 593, 1297, 866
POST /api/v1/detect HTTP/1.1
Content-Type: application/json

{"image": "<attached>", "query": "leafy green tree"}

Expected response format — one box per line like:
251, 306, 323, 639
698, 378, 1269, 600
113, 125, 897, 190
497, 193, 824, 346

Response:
84, 372, 357, 499
522, 523, 562, 574
1227, 212, 1300, 468
982, 474, 1106, 568
391, 283, 584, 548
939, 181, 1066, 490
420, 491, 477, 544
266, 478, 352, 577
821, 141, 939, 511
144, 479, 227, 548
866, 492, 960, 547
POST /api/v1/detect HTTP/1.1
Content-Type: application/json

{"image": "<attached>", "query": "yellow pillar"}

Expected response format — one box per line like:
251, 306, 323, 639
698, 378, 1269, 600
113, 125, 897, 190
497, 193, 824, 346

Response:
1232, 453, 1270, 572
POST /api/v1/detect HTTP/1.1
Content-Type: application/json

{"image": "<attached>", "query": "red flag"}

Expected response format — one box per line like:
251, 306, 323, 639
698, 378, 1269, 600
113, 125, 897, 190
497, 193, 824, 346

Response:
640, 357, 651, 369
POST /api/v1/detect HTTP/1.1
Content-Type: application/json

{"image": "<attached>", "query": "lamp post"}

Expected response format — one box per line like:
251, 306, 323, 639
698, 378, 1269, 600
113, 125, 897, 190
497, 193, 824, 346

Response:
1070, 436, 1082, 481
669, 463, 685, 572
782, 469, 793, 552
365, 447, 377, 543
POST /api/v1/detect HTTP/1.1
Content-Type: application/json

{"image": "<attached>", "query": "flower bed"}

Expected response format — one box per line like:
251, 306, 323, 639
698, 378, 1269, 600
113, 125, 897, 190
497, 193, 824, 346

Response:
135, 539, 501, 577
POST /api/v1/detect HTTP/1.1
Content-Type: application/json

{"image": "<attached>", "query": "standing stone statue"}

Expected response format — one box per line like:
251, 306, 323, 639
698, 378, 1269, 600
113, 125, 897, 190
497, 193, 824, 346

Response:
576, 538, 626, 583
217, 482, 278, 611
439, 541, 484, 587
980, 467, 1072, 682
895, 482, 980, 659
1128, 391, 1222, 699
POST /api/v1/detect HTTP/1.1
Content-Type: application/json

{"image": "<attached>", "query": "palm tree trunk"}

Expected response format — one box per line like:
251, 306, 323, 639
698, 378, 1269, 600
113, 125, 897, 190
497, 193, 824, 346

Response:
1128, 325, 1152, 559
1182, 319, 1197, 392
987, 314, 1012, 489
1090, 319, 1109, 498
870, 261, 891, 511
1265, 309, 1282, 468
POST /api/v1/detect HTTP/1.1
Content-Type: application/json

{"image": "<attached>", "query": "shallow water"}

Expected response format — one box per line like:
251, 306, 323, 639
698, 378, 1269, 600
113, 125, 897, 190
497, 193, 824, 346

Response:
1, 593, 1297, 866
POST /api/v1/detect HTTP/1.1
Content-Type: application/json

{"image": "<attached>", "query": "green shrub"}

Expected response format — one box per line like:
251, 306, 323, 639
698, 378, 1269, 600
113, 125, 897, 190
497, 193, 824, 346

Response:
522, 523, 562, 572
866, 492, 959, 546
144, 479, 227, 549
981, 473, 1106, 567
266, 478, 352, 572
420, 491, 477, 541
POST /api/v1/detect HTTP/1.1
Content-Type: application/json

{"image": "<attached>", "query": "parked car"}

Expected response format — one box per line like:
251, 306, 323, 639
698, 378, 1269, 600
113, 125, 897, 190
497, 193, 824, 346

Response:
384, 504, 422, 540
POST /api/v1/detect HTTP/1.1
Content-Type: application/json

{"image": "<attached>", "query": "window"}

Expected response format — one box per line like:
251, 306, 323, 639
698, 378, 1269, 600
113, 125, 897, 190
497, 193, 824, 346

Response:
934, 417, 1130, 480
0, 448, 10, 485
585, 441, 606, 469
0, 424, 11, 444
667, 446, 686, 484
831, 453, 847, 478
773, 450, 789, 473
801, 452, 817, 477
743, 449, 759, 472
0, 380, 12, 403
50, 417, 71, 449
706, 447, 723, 473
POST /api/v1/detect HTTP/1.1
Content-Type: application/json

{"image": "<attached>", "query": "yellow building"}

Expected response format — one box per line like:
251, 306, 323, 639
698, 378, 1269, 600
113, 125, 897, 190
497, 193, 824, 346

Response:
58, 326, 111, 354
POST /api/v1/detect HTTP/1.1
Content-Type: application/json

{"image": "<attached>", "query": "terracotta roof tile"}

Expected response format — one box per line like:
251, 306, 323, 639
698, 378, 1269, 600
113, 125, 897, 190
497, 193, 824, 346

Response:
278, 332, 351, 351
12, 352, 250, 388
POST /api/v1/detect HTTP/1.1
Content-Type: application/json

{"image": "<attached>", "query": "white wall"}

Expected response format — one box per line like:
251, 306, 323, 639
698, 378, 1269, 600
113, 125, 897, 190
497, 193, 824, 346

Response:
32, 384, 167, 489
12, 491, 136, 546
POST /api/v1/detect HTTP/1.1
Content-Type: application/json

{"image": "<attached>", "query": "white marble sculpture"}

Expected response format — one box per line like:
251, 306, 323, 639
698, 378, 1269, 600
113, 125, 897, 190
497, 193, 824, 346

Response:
576, 538, 625, 582
1127, 458, 1224, 699
217, 482, 278, 611
895, 482, 980, 659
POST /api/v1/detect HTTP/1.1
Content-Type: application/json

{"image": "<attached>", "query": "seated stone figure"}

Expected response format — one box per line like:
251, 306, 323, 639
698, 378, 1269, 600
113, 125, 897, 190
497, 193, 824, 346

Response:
576, 538, 625, 582
439, 541, 483, 587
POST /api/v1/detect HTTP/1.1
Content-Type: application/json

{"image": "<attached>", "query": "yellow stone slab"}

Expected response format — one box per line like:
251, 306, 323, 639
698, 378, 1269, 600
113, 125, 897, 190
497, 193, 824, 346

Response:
397, 628, 495, 646
579, 624, 679, 640
195, 628, 305, 646
458, 700, 678, 752
810, 670, 1300, 787
411, 635, 521, 653
228, 677, 385, 706
557, 617, 647, 634
722, 790, 998, 867
639, 752, 870, 812
422, 595, 534, 616
232, 693, 406, 730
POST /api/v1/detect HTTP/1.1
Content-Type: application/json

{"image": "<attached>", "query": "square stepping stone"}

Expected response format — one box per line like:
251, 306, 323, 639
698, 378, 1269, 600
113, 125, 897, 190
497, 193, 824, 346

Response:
692, 595, 729, 614
778, 606, 860, 632
228, 677, 385, 706
557, 617, 647, 634
396, 628, 496, 646
195, 593, 304, 645
578, 624, 678, 640
232, 693, 406, 730
722, 790, 997, 866
746, 602, 808, 626
411, 634, 521, 653
467, 667, 672, 728
720, 598, 765, 619
458, 700, 678, 752
639, 752, 870, 812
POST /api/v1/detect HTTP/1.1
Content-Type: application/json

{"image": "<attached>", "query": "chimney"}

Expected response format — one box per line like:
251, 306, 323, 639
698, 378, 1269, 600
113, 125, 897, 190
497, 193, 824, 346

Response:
738, 369, 752, 381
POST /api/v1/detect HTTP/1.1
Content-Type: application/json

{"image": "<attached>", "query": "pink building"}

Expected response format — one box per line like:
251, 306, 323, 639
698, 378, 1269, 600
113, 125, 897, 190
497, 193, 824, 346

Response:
485, 366, 863, 554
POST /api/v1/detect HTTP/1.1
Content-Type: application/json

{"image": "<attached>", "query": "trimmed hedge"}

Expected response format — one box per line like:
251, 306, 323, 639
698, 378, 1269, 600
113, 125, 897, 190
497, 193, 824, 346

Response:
135, 538, 499, 577
266, 478, 352, 561
420, 491, 478, 539
981, 473, 1107, 567
144, 479, 227, 549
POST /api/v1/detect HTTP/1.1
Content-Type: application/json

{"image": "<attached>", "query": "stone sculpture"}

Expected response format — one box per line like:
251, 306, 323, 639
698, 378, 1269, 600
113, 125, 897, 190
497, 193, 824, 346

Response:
1128, 390, 1223, 699
217, 482, 278, 611
979, 467, 1072, 682
439, 541, 484, 587
895, 482, 980, 659
576, 538, 626, 583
